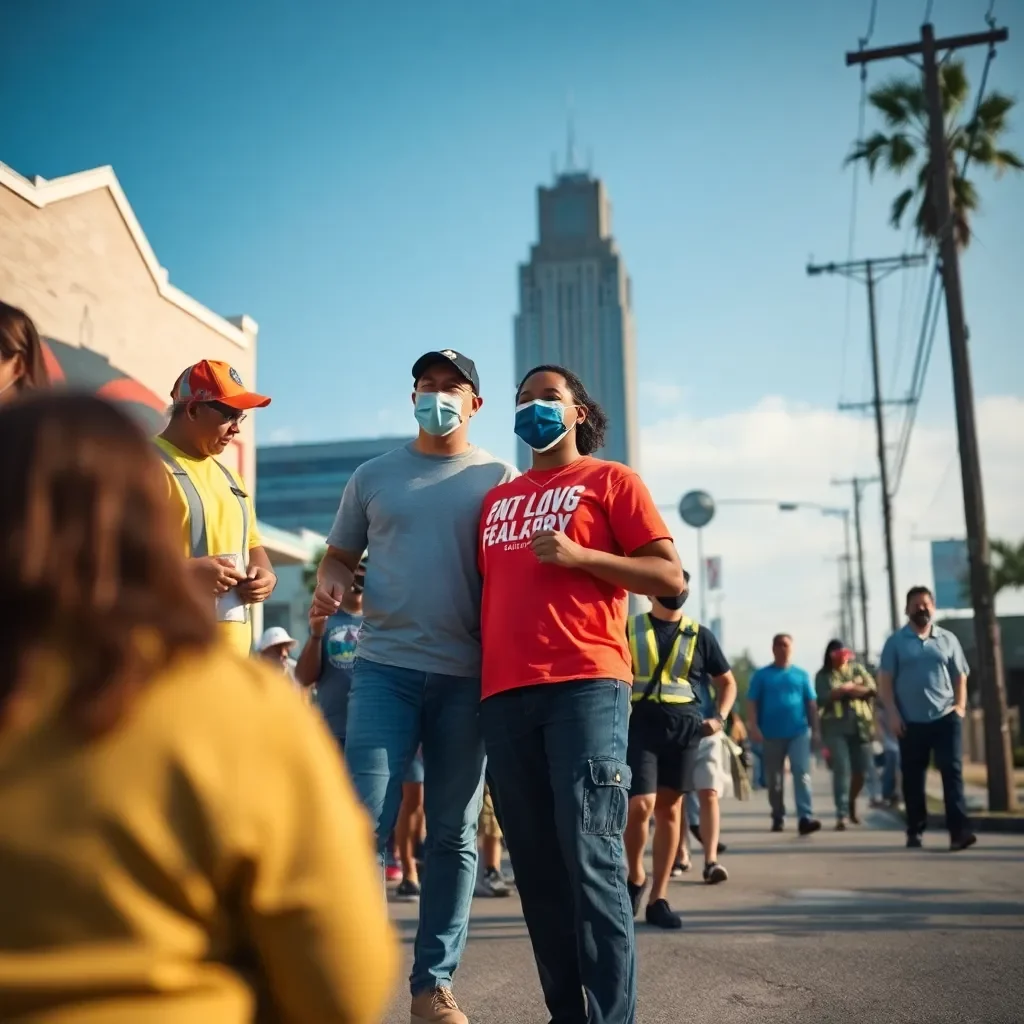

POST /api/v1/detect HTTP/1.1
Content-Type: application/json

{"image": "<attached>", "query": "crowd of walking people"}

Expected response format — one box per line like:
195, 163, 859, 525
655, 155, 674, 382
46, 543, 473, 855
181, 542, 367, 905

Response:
0, 298, 979, 1023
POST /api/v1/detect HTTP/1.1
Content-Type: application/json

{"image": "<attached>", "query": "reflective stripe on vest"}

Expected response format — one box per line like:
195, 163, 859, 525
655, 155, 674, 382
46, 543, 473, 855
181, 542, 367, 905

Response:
154, 445, 250, 562
627, 614, 699, 704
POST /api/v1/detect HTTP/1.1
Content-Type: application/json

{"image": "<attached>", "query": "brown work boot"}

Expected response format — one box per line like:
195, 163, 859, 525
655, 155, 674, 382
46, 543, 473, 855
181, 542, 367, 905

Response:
410, 986, 468, 1024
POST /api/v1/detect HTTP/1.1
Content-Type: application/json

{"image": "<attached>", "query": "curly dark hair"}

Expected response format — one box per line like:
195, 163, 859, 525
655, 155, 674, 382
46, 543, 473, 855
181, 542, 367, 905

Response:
0, 393, 215, 736
516, 364, 608, 456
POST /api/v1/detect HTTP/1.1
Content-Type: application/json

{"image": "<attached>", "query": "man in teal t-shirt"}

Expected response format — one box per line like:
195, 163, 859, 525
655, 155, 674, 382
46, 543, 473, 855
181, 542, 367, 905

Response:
746, 633, 822, 836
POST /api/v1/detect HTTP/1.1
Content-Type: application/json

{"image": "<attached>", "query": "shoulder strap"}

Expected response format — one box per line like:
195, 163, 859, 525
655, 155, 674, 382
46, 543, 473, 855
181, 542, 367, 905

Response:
154, 445, 208, 558
212, 459, 250, 556
638, 617, 686, 704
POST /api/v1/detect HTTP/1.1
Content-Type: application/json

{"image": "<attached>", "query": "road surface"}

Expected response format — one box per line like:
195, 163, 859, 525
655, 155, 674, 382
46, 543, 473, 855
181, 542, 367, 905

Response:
381, 771, 1024, 1023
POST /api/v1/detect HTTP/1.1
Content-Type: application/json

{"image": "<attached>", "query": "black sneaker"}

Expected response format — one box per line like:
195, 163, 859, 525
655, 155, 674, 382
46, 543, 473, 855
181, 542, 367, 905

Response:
395, 878, 421, 901
475, 867, 512, 898
670, 859, 691, 878
835, 818, 847, 832
950, 832, 977, 852
798, 817, 822, 836
906, 833, 923, 849
771, 819, 784, 833
645, 898, 682, 930
703, 862, 728, 885
627, 877, 648, 917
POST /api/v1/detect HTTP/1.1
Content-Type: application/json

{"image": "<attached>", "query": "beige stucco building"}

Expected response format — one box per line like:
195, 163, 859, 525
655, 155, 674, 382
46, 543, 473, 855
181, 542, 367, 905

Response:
0, 160, 320, 642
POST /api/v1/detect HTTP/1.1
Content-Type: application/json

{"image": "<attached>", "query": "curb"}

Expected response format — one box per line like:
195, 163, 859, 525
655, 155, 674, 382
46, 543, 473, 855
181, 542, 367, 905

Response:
877, 803, 1024, 835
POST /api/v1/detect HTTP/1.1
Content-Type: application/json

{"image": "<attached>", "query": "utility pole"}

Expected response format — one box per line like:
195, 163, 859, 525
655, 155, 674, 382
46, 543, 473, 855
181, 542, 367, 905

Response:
848, 21, 1016, 812
833, 476, 878, 665
808, 254, 925, 636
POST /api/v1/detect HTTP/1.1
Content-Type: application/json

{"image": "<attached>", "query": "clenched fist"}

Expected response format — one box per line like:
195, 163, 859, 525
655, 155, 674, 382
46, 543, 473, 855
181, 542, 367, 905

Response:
531, 530, 588, 569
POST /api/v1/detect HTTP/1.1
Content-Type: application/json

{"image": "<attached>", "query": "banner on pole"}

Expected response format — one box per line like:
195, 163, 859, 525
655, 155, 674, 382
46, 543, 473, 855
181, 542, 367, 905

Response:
706, 556, 722, 591
931, 539, 969, 610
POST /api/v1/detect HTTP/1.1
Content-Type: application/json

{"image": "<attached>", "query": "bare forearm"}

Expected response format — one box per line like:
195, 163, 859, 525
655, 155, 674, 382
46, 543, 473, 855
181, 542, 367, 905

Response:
953, 674, 967, 711
746, 701, 759, 733
294, 637, 323, 687
318, 546, 357, 592
877, 670, 895, 709
714, 673, 738, 722
578, 550, 683, 596
806, 703, 820, 735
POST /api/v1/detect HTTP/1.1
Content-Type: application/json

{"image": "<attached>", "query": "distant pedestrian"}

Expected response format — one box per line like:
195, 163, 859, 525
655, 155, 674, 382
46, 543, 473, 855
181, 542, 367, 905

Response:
878, 586, 975, 851
0, 300, 49, 404
257, 625, 299, 680
815, 640, 877, 829
746, 634, 822, 835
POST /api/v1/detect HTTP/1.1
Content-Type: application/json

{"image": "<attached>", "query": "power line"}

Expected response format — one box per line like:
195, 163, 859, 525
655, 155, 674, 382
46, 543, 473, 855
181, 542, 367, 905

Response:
840, 0, 878, 404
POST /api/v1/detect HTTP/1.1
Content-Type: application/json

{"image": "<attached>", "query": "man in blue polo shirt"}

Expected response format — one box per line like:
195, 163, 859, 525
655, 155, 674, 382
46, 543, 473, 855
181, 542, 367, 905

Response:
746, 633, 822, 836
878, 585, 975, 851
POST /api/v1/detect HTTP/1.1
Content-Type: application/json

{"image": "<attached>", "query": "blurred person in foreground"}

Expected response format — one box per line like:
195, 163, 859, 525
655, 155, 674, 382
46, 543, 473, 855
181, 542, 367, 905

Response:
156, 360, 277, 657
478, 364, 683, 1024
0, 300, 49, 404
0, 394, 397, 1024
815, 640, 877, 830
747, 634, 822, 836
878, 586, 975, 851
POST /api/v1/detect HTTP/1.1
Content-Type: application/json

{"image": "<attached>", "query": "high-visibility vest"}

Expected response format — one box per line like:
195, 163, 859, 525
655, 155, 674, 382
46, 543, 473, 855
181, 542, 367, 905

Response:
627, 614, 699, 705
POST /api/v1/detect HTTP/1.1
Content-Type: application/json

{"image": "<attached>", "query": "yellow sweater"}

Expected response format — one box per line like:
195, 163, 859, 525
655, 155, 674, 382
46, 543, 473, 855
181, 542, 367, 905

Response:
0, 647, 397, 1023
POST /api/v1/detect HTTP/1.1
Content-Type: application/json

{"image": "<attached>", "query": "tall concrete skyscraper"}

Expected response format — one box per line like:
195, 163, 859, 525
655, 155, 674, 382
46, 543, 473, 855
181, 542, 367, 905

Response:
514, 160, 639, 471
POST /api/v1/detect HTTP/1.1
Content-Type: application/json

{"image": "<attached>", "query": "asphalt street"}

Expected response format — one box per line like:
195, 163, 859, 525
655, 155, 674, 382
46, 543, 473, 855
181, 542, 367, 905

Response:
380, 771, 1024, 1024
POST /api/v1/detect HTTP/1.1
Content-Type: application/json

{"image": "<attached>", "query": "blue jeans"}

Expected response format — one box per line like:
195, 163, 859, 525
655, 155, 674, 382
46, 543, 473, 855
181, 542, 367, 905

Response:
900, 712, 970, 838
481, 680, 635, 1024
345, 658, 485, 996
685, 790, 700, 827
882, 746, 900, 801
763, 731, 814, 822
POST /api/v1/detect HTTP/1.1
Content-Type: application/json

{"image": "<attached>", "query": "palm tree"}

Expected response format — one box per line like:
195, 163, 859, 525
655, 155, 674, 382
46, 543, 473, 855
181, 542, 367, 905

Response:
991, 539, 1024, 597
847, 59, 1023, 248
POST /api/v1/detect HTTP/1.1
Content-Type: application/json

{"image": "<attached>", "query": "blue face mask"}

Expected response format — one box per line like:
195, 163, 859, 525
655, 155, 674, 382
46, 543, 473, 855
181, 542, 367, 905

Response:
415, 391, 463, 436
514, 399, 574, 453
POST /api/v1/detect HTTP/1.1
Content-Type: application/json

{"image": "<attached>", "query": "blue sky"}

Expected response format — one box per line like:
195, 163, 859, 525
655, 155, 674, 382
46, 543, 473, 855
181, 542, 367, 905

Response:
4, 0, 1022, 657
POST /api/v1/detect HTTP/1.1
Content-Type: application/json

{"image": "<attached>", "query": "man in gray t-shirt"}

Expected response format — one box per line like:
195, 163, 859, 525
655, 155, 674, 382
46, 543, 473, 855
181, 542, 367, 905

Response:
313, 348, 515, 1024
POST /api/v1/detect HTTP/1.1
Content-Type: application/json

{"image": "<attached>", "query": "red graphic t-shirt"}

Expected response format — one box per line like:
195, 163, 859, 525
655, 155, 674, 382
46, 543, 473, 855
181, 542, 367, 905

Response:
478, 457, 673, 699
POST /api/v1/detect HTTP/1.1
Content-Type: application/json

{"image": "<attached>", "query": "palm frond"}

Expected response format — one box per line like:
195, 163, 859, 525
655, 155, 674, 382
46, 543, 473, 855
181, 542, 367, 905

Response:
886, 133, 917, 173
940, 60, 970, 119
973, 91, 1015, 135
890, 188, 916, 229
869, 79, 925, 128
845, 131, 893, 175
992, 148, 1024, 176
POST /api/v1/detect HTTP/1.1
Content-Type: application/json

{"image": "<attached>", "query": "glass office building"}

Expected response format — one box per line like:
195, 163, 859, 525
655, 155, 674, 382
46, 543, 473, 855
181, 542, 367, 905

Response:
256, 436, 414, 536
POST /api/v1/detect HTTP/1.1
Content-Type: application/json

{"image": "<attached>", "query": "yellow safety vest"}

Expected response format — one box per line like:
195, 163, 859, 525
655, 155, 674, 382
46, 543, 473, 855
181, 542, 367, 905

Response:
627, 614, 699, 705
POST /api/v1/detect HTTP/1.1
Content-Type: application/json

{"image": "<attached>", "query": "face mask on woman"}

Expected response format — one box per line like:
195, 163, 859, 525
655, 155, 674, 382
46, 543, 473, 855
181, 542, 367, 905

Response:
414, 391, 463, 436
514, 399, 575, 453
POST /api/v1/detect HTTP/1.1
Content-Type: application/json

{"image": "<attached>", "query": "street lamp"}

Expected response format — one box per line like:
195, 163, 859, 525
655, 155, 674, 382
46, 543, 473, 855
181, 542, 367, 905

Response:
666, 494, 857, 652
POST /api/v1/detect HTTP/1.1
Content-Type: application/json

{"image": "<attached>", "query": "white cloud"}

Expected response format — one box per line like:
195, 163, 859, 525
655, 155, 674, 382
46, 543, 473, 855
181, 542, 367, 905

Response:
639, 380, 688, 407
639, 395, 1024, 666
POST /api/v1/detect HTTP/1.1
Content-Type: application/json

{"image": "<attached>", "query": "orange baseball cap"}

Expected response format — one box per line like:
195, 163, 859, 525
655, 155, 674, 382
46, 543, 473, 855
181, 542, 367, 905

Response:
170, 360, 271, 410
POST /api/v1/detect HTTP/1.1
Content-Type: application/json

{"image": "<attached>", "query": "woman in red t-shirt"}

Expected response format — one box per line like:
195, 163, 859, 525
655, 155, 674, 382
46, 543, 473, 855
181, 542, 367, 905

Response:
478, 364, 683, 1024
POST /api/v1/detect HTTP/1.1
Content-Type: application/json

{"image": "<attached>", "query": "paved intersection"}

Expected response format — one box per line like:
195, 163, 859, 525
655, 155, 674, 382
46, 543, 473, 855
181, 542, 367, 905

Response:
382, 773, 1024, 1023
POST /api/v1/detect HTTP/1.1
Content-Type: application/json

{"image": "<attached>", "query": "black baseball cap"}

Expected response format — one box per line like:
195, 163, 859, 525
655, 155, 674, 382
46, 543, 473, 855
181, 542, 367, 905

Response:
412, 349, 480, 394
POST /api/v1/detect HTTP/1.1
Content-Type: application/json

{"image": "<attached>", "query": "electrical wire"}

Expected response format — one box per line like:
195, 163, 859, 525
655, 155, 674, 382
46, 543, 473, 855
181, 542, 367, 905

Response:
840, 0, 878, 405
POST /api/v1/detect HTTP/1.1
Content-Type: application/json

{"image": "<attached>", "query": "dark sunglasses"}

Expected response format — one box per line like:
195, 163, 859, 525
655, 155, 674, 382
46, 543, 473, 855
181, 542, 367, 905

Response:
205, 400, 247, 425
